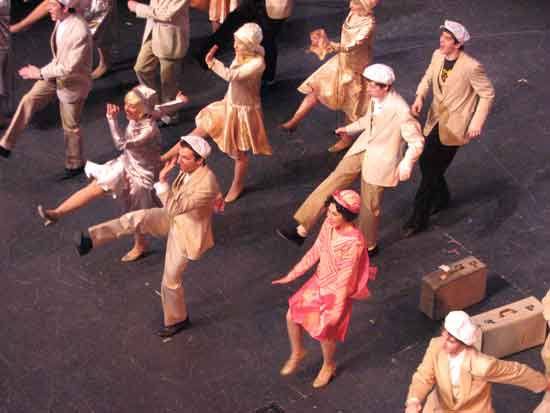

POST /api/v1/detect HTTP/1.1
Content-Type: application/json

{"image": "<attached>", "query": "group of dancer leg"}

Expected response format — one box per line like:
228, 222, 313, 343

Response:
6, 1, 548, 410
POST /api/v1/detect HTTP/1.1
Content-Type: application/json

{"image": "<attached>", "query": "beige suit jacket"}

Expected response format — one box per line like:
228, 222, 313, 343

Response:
135, 0, 190, 60
343, 90, 424, 187
407, 337, 547, 413
40, 14, 92, 103
158, 165, 221, 260
266, 0, 293, 19
416, 49, 495, 146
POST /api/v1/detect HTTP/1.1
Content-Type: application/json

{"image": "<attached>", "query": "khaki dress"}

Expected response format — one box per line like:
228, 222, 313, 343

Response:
299, 11, 375, 122
196, 55, 272, 157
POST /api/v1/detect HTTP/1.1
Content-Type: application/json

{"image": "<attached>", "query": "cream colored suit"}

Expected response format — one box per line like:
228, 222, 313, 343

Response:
416, 49, 495, 146
134, 0, 190, 103
294, 90, 424, 249
0, 13, 92, 168
89, 165, 221, 326
407, 337, 547, 413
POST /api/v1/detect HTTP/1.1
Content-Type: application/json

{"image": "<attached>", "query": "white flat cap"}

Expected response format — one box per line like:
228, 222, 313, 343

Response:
362, 63, 395, 85
180, 135, 212, 159
440, 20, 470, 44
444, 311, 479, 346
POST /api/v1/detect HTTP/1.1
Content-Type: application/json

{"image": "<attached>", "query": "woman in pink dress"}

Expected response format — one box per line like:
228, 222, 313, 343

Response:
272, 189, 377, 388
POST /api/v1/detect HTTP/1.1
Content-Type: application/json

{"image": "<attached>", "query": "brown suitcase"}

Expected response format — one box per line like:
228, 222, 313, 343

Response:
471, 296, 547, 358
419, 256, 487, 320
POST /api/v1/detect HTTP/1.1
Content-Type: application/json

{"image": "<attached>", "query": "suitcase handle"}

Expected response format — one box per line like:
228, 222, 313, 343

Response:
499, 308, 518, 318
439, 263, 465, 280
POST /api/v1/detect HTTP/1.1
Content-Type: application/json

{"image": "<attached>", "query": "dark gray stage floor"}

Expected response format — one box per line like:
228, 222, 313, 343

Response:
2, 0, 550, 412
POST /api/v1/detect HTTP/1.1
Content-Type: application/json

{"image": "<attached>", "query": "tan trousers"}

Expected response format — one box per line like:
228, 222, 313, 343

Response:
542, 335, 550, 374
89, 208, 190, 326
134, 39, 180, 103
293, 152, 384, 249
0, 80, 85, 169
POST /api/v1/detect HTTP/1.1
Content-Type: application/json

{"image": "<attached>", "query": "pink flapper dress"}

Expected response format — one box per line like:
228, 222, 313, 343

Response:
195, 55, 272, 158
84, 116, 161, 211
298, 11, 375, 122
286, 219, 377, 342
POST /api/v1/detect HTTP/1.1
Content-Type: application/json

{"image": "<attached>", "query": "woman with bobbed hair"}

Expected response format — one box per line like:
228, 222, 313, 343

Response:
162, 22, 271, 203
272, 189, 377, 388
280, 0, 378, 152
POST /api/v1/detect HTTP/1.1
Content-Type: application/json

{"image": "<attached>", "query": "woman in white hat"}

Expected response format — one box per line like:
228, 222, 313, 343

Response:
37, 85, 188, 262
405, 311, 548, 413
280, 0, 378, 152
162, 22, 271, 203
10, 0, 117, 80
273, 189, 377, 388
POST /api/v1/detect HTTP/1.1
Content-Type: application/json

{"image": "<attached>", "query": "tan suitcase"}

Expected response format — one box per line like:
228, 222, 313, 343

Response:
419, 256, 487, 320
471, 296, 547, 358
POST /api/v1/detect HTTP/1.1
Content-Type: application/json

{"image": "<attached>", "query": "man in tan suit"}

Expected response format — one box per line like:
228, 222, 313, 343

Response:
277, 64, 424, 256
405, 311, 548, 413
0, 0, 92, 179
74, 135, 222, 338
402, 20, 495, 237
128, 0, 189, 126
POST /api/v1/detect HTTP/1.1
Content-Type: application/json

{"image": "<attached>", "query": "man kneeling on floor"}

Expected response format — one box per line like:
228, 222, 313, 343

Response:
74, 135, 222, 338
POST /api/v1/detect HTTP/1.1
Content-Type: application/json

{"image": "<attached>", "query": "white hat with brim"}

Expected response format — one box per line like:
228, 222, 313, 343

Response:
440, 20, 470, 44
444, 310, 479, 346
362, 63, 395, 85
180, 135, 212, 159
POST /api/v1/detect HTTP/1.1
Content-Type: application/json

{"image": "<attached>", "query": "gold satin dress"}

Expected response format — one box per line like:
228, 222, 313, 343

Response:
299, 11, 375, 122
196, 55, 272, 157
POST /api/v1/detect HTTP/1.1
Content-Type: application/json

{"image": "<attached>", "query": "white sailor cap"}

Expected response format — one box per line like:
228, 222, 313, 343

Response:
440, 20, 470, 44
180, 135, 212, 159
362, 63, 395, 85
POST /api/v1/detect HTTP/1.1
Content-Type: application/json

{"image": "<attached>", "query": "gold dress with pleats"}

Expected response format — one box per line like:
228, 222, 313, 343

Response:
196, 55, 272, 157
298, 11, 375, 122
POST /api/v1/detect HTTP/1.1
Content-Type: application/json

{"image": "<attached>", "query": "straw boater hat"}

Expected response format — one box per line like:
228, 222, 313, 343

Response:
444, 311, 480, 346
362, 63, 395, 85
180, 135, 212, 159
234, 23, 265, 56
440, 20, 470, 44
333, 189, 361, 214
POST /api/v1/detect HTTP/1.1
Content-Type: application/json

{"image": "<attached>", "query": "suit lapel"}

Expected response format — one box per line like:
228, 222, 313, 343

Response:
433, 52, 445, 95
51, 21, 59, 58
440, 52, 466, 102
454, 350, 473, 409
436, 350, 455, 409
369, 93, 397, 141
